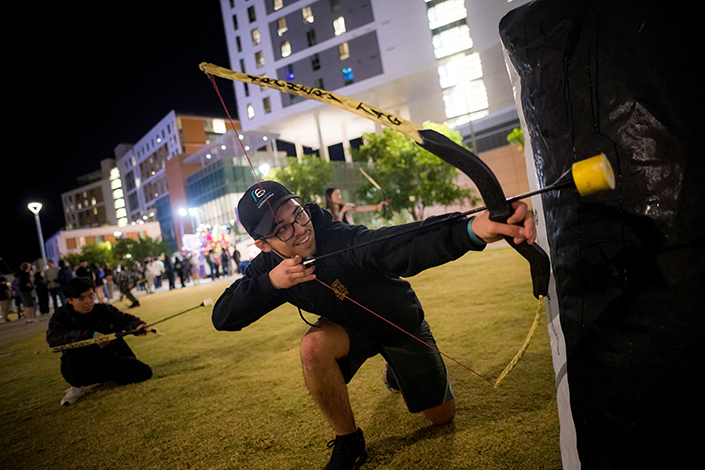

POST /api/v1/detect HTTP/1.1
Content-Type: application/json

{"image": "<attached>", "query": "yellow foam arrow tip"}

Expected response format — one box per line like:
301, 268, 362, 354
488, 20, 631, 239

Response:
572, 153, 615, 196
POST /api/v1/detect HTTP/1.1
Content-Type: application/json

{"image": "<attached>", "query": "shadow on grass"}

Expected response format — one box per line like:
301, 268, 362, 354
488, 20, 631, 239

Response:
366, 423, 457, 468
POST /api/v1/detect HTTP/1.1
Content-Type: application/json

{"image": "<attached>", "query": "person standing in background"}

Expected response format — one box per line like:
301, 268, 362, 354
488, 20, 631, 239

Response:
18, 263, 36, 323
324, 187, 387, 225
189, 251, 201, 285
92, 263, 105, 303
75, 261, 93, 281
0, 276, 11, 322
34, 270, 50, 316
164, 256, 176, 290
45, 259, 66, 313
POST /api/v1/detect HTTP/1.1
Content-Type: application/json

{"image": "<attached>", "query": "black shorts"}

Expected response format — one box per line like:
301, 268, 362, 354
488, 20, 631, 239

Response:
337, 320, 454, 413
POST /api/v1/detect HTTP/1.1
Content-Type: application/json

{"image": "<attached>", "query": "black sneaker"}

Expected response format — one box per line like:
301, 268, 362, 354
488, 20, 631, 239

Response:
324, 428, 367, 470
383, 362, 400, 393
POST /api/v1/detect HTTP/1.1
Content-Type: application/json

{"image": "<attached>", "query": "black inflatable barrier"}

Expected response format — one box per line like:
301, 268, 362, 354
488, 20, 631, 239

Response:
500, 1, 703, 468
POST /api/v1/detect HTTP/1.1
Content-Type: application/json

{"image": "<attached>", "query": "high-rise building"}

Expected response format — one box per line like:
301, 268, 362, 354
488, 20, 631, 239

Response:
114, 111, 237, 228
61, 158, 122, 230
218, 0, 532, 160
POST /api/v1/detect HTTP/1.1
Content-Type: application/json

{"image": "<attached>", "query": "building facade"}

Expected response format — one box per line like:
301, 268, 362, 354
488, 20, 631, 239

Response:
114, 111, 240, 251
114, 111, 238, 228
44, 222, 162, 266
219, 0, 532, 160
61, 158, 123, 230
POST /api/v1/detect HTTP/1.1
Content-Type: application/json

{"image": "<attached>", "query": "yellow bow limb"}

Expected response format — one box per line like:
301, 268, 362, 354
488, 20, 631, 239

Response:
199, 62, 424, 145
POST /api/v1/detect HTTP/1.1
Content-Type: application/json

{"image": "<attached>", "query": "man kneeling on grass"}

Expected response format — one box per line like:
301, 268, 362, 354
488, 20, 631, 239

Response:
212, 181, 537, 470
46, 277, 152, 406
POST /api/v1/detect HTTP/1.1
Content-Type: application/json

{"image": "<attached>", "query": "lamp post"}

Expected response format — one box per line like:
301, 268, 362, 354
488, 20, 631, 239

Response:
28, 202, 48, 271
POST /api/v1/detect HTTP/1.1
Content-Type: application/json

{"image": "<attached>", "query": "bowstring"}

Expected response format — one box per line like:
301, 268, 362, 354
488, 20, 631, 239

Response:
206, 74, 493, 385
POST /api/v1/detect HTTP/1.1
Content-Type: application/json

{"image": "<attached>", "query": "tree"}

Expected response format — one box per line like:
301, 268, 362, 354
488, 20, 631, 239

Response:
64, 242, 114, 269
507, 128, 525, 149
351, 122, 479, 221
269, 154, 333, 204
111, 235, 169, 269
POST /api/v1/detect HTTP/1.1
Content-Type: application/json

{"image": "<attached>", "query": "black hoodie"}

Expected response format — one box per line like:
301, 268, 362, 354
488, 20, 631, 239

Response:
212, 204, 484, 346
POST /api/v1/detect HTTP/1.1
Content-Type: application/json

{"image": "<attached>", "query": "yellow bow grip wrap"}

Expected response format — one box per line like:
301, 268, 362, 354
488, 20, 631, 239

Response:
199, 62, 425, 145
572, 153, 615, 196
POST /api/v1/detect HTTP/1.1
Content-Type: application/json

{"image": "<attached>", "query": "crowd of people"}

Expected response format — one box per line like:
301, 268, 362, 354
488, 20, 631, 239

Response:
0, 247, 244, 324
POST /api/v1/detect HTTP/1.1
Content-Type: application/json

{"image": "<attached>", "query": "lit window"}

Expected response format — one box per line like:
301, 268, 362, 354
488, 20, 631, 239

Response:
343, 67, 354, 85
338, 42, 350, 60
437, 53, 482, 89
263, 97, 272, 114
213, 119, 227, 134
432, 25, 473, 59
281, 41, 292, 57
427, 0, 467, 30
302, 6, 314, 23
251, 28, 261, 46
247, 104, 255, 119
333, 16, 346, 36
274, 0, 283, 11
277, 17, 288, 36
255, 51, 265, 68
442, 79, 488, 121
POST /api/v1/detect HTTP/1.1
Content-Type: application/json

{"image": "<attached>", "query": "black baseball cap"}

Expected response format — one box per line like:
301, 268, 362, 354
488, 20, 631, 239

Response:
238, 181, 299, 239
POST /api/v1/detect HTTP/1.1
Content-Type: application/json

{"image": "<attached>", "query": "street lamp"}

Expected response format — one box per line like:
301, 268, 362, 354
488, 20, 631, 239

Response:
28, 202, 48, 270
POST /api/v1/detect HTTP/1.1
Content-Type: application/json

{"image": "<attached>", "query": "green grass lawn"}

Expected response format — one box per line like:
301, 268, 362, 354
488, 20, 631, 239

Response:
0, 247, 561, 469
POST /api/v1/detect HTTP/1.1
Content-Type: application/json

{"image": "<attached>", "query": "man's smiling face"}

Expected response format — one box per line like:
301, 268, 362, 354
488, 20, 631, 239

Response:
255, 200, 316, 259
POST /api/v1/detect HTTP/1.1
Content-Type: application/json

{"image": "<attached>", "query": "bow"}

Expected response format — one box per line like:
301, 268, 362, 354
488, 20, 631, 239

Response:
35, 298, 214, 354
35, 327, 156, 354
416, 130, 550, 298
199, 63, 550, 298
358, 168, 388, 218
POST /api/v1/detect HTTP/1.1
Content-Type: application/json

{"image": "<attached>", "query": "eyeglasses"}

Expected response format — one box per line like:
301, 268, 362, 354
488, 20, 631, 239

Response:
268, 207, 312, 242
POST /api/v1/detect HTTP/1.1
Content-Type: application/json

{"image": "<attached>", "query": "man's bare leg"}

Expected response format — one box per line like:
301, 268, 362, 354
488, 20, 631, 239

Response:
423, 398, 455, 426
300, 319, 357, 436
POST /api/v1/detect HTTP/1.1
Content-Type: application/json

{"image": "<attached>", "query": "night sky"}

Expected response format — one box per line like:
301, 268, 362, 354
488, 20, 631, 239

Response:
4, 1, 236, 274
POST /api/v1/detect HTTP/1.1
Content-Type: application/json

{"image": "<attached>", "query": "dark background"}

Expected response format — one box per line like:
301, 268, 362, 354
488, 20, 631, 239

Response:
4, 1, 236, 274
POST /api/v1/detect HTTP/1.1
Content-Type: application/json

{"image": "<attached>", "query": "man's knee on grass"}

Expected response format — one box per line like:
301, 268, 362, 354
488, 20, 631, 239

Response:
423, 398, 455, 426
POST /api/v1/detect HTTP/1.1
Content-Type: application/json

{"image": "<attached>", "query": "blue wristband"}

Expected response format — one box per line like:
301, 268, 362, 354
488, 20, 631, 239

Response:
93, 331, 99, 338
466, 217, 487, 247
